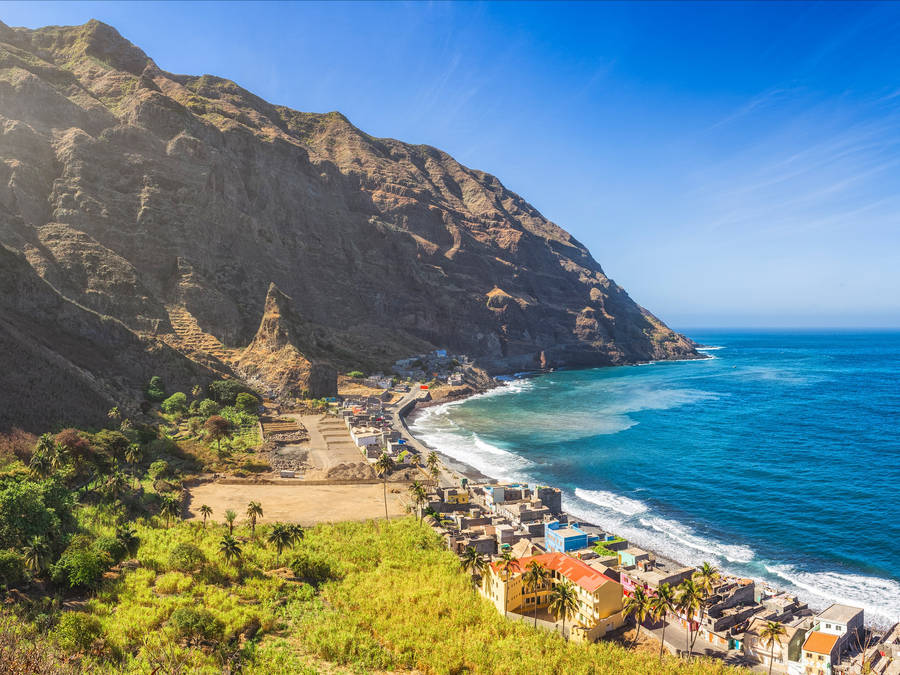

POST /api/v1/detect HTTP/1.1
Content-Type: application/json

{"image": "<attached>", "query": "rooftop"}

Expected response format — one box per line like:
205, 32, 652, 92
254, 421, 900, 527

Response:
816, 603, 863, 624
491, 552, 616, 593
803, 631, 839, 655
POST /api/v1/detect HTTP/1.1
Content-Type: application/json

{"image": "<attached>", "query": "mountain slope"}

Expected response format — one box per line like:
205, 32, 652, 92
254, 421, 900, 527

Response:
0, 19, 698, 429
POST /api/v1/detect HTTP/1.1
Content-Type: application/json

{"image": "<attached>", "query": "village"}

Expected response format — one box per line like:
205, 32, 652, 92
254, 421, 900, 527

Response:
185, 350, 900, 675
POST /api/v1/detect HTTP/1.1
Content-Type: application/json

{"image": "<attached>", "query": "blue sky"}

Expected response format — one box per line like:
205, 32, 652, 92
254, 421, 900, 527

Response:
3, 1, 900, 328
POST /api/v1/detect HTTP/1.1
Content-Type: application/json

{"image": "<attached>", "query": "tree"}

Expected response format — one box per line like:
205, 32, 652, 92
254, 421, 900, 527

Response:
267, 523, 293, 567
115, 525, 140, 558
426, 451, 440, 482
124, 443, 143, 488
199, 504, 213, 528
191, 384, 203, 399
207, 379, 246, 406
288, 523, 305, 546
107, 406, 121, 422
28, 448, 52, 479
692, 562, 721, 653
204, 415, 232, 454
22, 535, 48, 575
652, 582, 677, 662
522, 560, 549, 627
146, 376, 166, 402
161, 392, 188, 415
548, 580, 579, 641
497, 552, 520, 618
224, 509, 237, 534
197, 399, 221, 418
235, 392, 259, 413
219, 534, 241, 566
374, 453, 395, 520
104, 470, 129, 502
624, 586, 652, 648
246, 501, 263, 537
759, 621, 787, 675
169, 607, 223, 647
408, 480, 427, 521
159, 494, 181, 529
460, 546, 487, 593
677, 579, 704, 659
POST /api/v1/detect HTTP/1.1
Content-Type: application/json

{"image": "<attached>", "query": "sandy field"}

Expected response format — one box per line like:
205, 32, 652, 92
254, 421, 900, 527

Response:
185, 482, 409, 525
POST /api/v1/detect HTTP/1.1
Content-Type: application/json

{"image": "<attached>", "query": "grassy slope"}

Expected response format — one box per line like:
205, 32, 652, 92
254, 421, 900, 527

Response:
63, 516, 743, 674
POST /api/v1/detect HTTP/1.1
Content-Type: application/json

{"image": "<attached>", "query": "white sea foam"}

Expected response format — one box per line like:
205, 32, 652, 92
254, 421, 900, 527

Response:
575, 488, 648, 516
765, 564, 900, 627
695, 345, 725, 351
639, 516, 755, 563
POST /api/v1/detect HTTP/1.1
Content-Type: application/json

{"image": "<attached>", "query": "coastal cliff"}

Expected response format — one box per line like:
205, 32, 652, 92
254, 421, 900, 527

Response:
0, 19, 699, 430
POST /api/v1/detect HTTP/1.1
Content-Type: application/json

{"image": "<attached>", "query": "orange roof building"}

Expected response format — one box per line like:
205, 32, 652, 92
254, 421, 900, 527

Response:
802, 631, 841, 674
482, 552, 624, 643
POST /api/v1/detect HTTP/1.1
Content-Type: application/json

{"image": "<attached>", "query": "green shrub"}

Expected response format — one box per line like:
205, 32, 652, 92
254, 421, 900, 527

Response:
161, 392, 188, 414
146, 376, 166, 402
0, 477, 75, 551
168, 606, 223, 646
0, 549, 26, 586
147, 459, 170, 481
347, 370, 365, 379
93, 535, 126, 564
197, 399, 221, 418
168, 542, 206, 572
53, 611, 102, 653
207, 379, 246, 406
51, 546, 108, 589
235, 392, 259, 413
289, 553, 338, 587
91, 430, 130, 459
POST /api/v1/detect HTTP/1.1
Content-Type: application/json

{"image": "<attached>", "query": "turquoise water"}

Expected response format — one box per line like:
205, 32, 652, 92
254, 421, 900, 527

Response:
409, 331, 900, 625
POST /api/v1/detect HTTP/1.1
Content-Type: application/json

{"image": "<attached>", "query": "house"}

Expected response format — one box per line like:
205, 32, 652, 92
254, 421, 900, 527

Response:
813, 604, 863, 656
544, 522, 599, 553
442, 488, 469, 505
743, 616, 812, 673
618, 547, 651, 568
480, 552, 625, 642
801, 631, 841, 675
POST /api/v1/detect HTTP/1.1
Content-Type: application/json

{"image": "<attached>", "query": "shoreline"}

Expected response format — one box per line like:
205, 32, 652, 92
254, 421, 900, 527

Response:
399, 372, 894, 631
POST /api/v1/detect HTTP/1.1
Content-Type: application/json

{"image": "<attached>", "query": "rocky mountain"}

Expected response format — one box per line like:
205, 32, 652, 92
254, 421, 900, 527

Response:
0, 19, 699, 430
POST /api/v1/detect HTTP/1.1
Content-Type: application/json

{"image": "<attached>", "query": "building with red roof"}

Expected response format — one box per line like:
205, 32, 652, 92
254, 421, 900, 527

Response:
481, 552, 624, 642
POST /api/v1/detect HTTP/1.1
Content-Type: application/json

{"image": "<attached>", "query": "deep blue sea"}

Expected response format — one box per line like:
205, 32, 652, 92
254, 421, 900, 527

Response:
409, 331, 900, 625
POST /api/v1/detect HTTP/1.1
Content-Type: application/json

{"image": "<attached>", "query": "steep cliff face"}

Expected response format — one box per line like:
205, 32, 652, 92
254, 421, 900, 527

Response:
0, 20, 699, 428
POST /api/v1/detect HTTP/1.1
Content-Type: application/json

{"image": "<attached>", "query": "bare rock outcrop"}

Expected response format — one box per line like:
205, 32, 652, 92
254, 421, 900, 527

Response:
0, 19, 700, 429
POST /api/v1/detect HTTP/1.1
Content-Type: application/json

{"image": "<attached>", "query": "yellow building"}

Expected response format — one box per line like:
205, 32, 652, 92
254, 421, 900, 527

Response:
481, 552, 624, 642
442, 488, 469, 505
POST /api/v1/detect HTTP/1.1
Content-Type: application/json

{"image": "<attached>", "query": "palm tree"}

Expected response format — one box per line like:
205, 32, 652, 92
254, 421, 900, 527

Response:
677, 579, 704, 659
288, 523, 305, 546
548, 580, 579, 641
423, 506, 440, 525
408, 480, 427, 521
204, 415, 232, 455
224, 509, 237, 535
22, 536, 48, 575
426, 451, 440, 482
160, 494, 181, 528
460, 546, 487, 592
759, 621, 787, 675
692, 562, 721, 651
105, 470, 129, 501
522, 560, 548, 627
652, 582, 677, 662
28, 451, 52, 479
374, 453, 395, 520
116, 525, 140, 557
267, 523, 293, 567
199, 504, 213, 528
219, 534, 242, 566
246, 501, 263, 537
497, 552, 520, 618
624, 586, 652, 648
125, 443, 143, 488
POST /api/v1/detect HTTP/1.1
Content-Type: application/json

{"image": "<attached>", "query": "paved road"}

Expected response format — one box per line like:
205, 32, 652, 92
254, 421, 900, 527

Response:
645, 621, 764, 671
388, 392, 460, 488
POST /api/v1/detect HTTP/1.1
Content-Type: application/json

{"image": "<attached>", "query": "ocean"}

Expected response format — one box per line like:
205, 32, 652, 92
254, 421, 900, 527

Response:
408, 330, 900, 626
